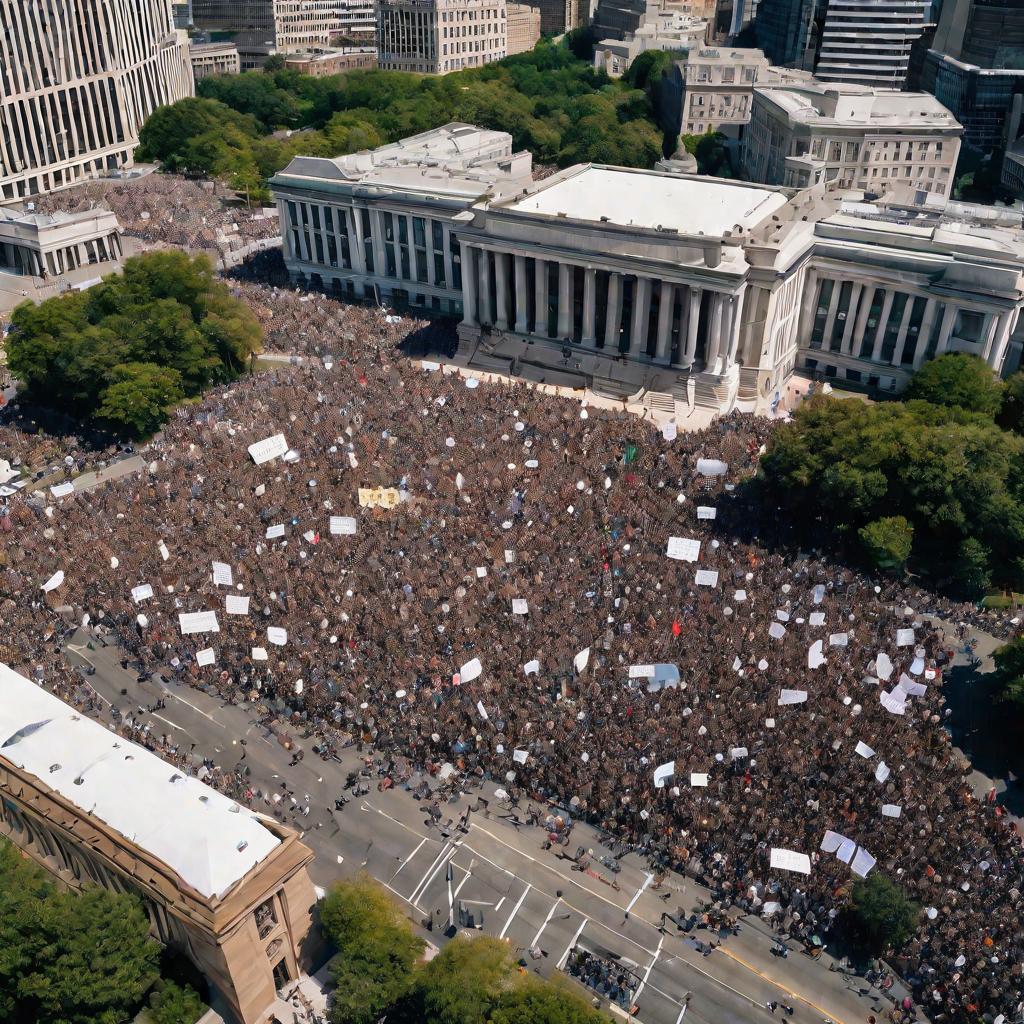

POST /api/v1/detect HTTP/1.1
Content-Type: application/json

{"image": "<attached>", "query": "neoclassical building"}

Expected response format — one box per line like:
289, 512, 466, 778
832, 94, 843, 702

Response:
0, 0, 193, 202
272, 126, 1024, 412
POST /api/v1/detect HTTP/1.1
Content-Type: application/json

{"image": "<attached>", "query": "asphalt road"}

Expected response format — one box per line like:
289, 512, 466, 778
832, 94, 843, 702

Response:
63, 631, 897, 1024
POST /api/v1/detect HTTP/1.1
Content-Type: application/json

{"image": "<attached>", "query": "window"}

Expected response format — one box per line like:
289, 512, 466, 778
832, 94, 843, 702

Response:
255, 899, 278, 939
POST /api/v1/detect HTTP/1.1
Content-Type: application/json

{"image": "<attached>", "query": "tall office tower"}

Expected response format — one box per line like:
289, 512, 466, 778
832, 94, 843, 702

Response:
191, 0, 357, 68
0, 0, 193, 202
815, 0, 929, 87
377, 0, 507, 74
756, 0, 818, 67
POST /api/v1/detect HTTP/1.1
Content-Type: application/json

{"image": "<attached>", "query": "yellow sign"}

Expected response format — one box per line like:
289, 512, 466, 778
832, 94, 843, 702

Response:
358, 487, 401, 509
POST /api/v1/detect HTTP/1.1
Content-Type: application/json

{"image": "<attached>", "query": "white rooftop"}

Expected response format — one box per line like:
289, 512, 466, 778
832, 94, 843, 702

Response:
758, 82, 960, 128
0, 664, 280, 899
507, 167, 789, 236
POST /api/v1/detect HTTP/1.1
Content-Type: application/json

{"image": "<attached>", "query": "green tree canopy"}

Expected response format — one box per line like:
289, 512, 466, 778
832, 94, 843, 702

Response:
992, 636, 1024, 709
998, 371, 1024, 434
905, 352, 1005, 417
8, 251, 262, 436
136, 97, 260, 169
197, 72, 302, 132
488, 975, 607, 1024
758, 396, 1024, 594
847, 874, 919, 955
150, 980, 207, 1024
320, 876, 425, 1024
414, 935, 517, 1024
0, 840, 160, 1024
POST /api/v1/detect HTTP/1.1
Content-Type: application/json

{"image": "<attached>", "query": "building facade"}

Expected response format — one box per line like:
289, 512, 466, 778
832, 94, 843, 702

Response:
283, 47, 378, 74
593, 14, 707, 79
522, 0, 581, 33
742, 82, 962, 194
0, 206, 123, 279
815, 0, 929, 88
377, 0, 507, 74
190, 41, 243, 79
0, 0, 193, 203
0, 664, 319, 1024
273, 124, 1024, 413
676, 48, 772, 137
507, 3, 542, 54
191, 0, 356, 67
755, 0, 818, 68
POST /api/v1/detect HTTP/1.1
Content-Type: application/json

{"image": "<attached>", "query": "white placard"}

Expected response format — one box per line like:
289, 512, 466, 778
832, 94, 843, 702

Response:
851, 847, 876, 878
267, 626, 287, 646
696, 506, 717, 520
251, 647, 268, 661
50, 482, 74, 499
248, 433, 288, 465
653, 761, 675, 788
690, 772, 709, 787
776, 610, 790, 622
829, 632, 848, 647
460, 657, 483, 683
476, 700, 489, 721
876, 651, 894, 681
778, 688, 808, 705
770, 848, 811, 875
808, 612, 826, 626
880, 689, 906, 715
695, 569, 719, 587
875, 761, 890, 783
910, 656, 925, 675
882, 804, 902, 818
820, 830, 850, 853
769, 622, 786, 639
226, 594, 250, 615
196, 648, 215, 666
159, 542, 170, 562
629, 665, 656, 678
812, 584, 826, 604
131, 584, 154, 603
903, 679, 927, 697
513, 749, 529, 764
730, 746, 748, 760
179, 611, 219, 635
511, 599, 529, 615
696, 458, 728, 477
330, 516, 358, 536
266, 523, 285, 539
808, 640, 826, 669
896, 628, 915, 647
212, 561, 233, 587
734, 590, 747, 602
574, 648, 590, 673
42, 570, 65, 593
523, 659, 540, 676
837, 838, 857, 864
667, 537, 701, 562
855, 741, 875, 759
662, 421, 678, 441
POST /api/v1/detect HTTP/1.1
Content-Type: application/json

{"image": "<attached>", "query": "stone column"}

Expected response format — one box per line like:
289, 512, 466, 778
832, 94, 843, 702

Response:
935, 303, 958, 355
683, 286, 702, 366
581, 269, 597, 347
557, 263, 573, 339
478, 249, 492, 327
370, 209, 386, 279
725, 288, 746, 368
797, 269, 818, 343
891, 296, 916, 366
839, 283, 863, 355
630, 277, 651, 356
604, 273, 622, 351
851, 285, 874, 358
981, 312, 1000, 364
405, 214, 415, 281
655, 282, 674, 363
870, 290, 895, 362
820, 282, 842, 353
534, 258, 548, 337
988, 310, 1015, 370
462, 245, 478, 327
425, 218, 436, 286
912, 298, 939, 369
514, 255, 528, 333
704, 292, 725, 372
494, 252, 509, 330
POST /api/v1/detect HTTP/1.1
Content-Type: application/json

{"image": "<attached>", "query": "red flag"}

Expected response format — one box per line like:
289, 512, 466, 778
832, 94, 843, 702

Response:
672, 620, 681, 637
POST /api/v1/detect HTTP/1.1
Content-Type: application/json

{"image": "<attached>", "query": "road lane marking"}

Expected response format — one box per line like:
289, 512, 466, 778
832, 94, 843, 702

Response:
625, 872, 654, 915
408, 842, 453, 906
498, 884, 531, 939
633, 933, 664, 1003
168, 693, 225, 729
389, 837, 427, 881
412, 844, 459, 911
557, 919, 587, 969
528, 898, 561, 949
452, 868, 472, 902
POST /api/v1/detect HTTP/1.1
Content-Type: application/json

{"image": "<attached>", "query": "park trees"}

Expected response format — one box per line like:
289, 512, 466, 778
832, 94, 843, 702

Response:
7, 251, 262, 437
904, 352, 1005, 417
992, 636, 1024, 709
758, 396, 1024, 594
846, 874, 919, 956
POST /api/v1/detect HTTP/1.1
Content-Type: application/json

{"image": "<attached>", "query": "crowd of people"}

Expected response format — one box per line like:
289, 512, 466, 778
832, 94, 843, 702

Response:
1, 289, 1022, 1024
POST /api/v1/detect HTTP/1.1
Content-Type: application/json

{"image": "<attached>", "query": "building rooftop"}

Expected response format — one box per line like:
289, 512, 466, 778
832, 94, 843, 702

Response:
505, 166, 789, 236
0, 204, 118, 231
686, 46, 767, 63
0, 663, 281, 899
755, 81, 960, 129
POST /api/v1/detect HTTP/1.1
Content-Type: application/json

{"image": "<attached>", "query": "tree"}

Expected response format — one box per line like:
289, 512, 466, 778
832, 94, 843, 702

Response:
320, 876, 424, 1024
136, 97, 260, 169
414, 935, 516, 1024
859, 515, 914, 572
488, 975, 607, 1024
905, 352, 1004, 417
848, 874, 919, 955
992, 636, 1024, 709
998, 371, 1024, 434
150, 980, 206, 1024
680, 130, 732, 176
97, 363, 185, 438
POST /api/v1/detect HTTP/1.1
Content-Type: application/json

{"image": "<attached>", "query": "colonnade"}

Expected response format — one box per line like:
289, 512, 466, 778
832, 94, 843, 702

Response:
802, 270, 1019, 374
461, 244, 747, 375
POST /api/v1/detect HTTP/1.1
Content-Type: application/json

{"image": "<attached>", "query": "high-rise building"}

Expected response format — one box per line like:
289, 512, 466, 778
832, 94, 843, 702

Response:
0, 0, 193, 202
377, 0, 507, 74
755, 0, 818, 67
521, 0, 582, 33
507, 3, 542, 54
815, 0, 929, 87
191, 0, 366, 68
